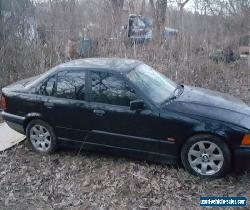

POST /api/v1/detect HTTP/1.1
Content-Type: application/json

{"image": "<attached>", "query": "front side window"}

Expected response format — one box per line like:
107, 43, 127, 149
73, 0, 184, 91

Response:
91, 72, 137, 106
126, 64, 177, 104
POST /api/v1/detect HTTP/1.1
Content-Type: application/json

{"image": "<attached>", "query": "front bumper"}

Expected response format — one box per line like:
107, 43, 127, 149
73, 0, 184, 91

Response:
233, 146, 250, 172
1, 111, 25, 134
235, 146, 250, 160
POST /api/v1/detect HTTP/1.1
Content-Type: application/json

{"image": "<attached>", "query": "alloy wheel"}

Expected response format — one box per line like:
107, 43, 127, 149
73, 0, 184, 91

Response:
30, 124, 52, 152
188, 141, 224, 176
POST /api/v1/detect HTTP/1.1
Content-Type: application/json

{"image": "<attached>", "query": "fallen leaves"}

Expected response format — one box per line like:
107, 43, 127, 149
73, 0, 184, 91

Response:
0, 144, 249, 209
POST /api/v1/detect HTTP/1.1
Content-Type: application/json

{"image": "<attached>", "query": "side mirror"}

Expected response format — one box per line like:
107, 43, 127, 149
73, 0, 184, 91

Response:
130, 99, 144, 111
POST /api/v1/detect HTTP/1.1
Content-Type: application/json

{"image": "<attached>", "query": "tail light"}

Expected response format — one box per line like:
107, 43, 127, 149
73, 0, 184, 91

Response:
1, 95, 6, 111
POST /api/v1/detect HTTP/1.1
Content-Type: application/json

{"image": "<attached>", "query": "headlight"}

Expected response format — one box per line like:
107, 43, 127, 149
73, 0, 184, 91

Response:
241, 134, 250, 145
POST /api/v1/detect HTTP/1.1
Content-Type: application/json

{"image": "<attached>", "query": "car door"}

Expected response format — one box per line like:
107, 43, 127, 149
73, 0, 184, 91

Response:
88, 71, 167, 154
36, 69, 93, 141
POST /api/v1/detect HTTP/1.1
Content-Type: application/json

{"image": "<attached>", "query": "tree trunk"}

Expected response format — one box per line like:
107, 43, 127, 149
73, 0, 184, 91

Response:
150, 0, 167, 45
178, 0, 189, 34
140, 0, 146, 16
111, 0, 124, 37
248, 30, 250, 68
128, 0, 135, 14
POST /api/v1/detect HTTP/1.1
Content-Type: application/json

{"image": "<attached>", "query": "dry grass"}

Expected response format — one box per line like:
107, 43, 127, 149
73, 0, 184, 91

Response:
1, 36, 250, 210
1, 0, 249, 208
0, 44, 250, 209
0, 60, 250, 209
0, 142, 249, 210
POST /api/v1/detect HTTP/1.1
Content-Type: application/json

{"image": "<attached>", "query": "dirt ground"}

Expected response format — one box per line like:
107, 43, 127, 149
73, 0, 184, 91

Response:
0, 141, 249, 210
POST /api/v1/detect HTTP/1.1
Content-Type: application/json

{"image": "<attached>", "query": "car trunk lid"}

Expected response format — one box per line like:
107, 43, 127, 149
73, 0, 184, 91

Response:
2, 75, 39, 94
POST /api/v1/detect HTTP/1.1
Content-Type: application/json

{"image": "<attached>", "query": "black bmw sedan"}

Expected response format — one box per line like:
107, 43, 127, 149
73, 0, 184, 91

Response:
1, 58, 250, 178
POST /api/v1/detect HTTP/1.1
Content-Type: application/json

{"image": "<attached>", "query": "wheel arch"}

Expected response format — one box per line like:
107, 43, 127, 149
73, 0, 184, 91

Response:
23, 113, 45, 134
185, 131, 228, 143
177, 119, 239, 159
178, 119, 244, 153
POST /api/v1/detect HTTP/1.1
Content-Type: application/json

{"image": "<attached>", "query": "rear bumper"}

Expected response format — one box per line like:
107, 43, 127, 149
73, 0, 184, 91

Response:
1, 111, 25, 134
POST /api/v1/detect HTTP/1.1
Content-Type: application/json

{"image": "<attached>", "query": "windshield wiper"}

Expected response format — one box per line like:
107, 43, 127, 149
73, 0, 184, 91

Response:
161, 84, 184, 105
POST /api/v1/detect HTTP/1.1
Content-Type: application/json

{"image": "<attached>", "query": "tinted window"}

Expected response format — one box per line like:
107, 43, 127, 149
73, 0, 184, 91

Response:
91, 72, 137, 106
56, 71, 85, 100
36, 75, 57, 96
36, 71, 86, 100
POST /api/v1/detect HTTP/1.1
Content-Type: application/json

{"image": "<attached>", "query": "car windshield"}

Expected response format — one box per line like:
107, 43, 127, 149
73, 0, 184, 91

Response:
126, 64, 177, 104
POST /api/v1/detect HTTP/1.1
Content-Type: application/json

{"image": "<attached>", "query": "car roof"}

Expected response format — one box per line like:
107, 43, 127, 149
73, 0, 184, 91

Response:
58, 58, 142, 73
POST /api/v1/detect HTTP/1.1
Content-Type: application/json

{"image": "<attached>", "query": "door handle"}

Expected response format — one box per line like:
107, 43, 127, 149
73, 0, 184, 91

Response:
93, 109, 105, 116
44, 102, 54, 109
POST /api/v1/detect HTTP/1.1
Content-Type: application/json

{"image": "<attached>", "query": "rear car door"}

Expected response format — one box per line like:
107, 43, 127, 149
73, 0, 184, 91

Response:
88, 71, 164, 154
35, 69, 92, 141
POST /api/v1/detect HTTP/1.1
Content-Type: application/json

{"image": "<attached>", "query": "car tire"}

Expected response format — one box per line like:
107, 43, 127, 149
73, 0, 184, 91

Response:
181, 134, 231, 178
26, 119, 57, 154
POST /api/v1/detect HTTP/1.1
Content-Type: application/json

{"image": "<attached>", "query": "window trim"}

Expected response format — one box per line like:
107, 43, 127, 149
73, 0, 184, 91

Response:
32, 67, 157, 112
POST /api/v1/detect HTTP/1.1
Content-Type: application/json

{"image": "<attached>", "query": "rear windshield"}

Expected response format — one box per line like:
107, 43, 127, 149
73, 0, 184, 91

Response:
23, 75, 41, 86
25, 67, 58, 89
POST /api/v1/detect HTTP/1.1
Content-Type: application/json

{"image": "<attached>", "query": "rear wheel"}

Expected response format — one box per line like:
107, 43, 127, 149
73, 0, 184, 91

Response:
26, 119, 57, 154
181, 135, 231, 178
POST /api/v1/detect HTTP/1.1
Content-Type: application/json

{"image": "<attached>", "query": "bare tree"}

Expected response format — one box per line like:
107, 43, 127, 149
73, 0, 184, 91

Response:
140, 0, 146, 16
110, 0, 124, 36
128, 0, 135, 13
1, 0, 249, 104
149, 0, 168, 44
176, 0, 189, 33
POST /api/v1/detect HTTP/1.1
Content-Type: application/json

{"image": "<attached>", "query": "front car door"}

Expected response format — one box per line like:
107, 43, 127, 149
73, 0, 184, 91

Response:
87, 71, 174, 160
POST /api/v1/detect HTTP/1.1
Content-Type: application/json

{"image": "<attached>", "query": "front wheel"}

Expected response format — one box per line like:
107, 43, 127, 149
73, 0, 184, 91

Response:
181, 135, 231, 178
26, 119, 57, 154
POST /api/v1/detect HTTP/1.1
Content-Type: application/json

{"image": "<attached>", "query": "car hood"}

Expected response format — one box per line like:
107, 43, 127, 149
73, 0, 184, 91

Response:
164, 86, 250, 130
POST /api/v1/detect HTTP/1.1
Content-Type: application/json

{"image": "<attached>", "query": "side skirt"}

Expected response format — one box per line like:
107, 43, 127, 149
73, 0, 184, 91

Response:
58, 137, 177, 165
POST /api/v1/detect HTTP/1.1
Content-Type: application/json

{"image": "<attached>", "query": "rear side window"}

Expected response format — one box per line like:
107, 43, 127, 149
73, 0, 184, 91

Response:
56, 71, 85, 100
36, 70, 86, 100
91, 71, 137, 106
